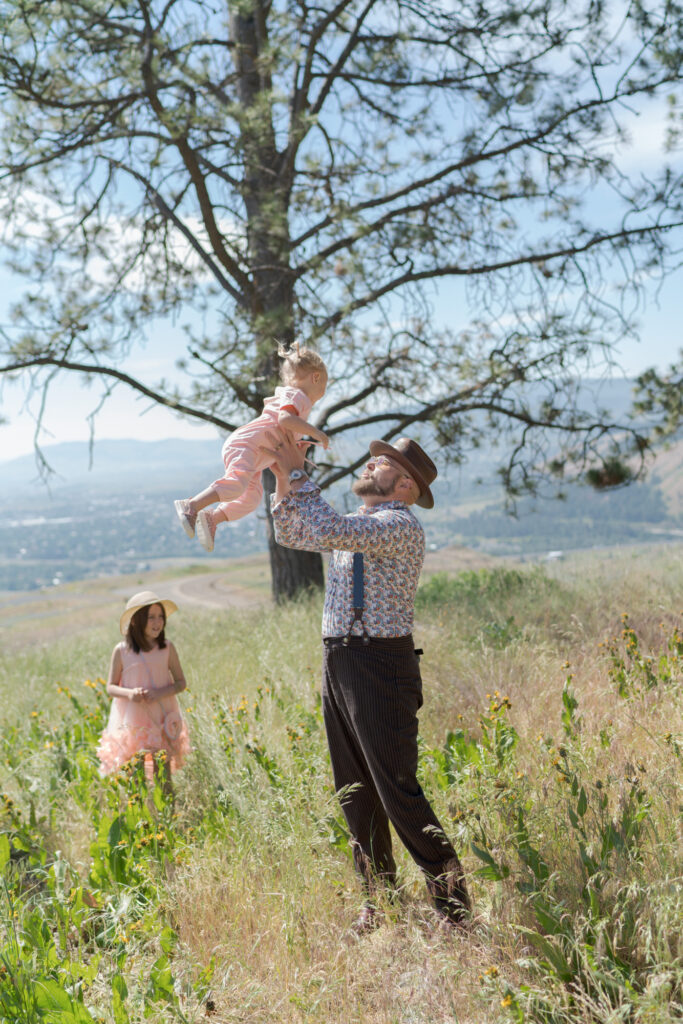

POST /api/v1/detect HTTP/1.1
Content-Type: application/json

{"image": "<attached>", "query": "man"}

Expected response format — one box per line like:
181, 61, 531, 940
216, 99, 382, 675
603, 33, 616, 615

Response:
266, 430, 471, 933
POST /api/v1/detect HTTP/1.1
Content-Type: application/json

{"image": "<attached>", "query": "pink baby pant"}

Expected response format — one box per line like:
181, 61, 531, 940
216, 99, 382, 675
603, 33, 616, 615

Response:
210, 442, 269, 522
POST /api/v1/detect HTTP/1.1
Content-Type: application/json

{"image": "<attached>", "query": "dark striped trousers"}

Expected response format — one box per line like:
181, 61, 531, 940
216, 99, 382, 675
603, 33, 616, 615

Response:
322, 634, 468, 912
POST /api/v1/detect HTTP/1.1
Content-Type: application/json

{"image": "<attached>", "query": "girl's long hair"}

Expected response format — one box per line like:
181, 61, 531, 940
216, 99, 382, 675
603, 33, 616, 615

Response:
125, 604, 167, 653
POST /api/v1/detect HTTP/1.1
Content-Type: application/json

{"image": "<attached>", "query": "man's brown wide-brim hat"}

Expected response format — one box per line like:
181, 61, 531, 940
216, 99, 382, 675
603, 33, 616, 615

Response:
368, 437, 437, 509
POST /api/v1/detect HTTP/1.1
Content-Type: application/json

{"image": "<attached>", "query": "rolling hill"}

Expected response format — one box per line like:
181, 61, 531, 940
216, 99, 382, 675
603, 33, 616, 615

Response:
1, 419, 681, 591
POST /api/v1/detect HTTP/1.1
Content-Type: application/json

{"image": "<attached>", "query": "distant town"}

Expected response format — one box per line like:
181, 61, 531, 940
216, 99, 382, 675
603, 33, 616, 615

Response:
1, 434, 681, 592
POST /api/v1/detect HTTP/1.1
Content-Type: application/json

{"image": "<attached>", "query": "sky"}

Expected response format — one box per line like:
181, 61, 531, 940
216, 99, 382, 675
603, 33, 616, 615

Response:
1, 252, 681, 466
0, 316, 223, 463
1, 83, 681, 466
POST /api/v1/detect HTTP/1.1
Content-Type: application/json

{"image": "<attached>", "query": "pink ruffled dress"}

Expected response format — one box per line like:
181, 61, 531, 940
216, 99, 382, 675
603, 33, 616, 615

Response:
97, 642, 190, 775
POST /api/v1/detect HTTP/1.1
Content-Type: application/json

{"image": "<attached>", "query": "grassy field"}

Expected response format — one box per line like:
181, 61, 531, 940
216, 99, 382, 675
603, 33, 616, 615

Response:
0, 545, 681, 1023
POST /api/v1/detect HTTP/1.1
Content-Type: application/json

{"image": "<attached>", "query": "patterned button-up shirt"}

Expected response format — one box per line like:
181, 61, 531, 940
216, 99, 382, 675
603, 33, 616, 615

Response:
272, 481, 425, 638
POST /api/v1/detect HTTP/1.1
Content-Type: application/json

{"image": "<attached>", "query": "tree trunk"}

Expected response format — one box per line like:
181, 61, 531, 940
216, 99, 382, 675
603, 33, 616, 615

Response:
231, 3, 325, 601
263, 469, 324, 602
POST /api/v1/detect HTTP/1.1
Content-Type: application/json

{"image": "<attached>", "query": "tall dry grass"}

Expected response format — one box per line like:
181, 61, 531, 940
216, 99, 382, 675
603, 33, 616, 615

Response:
0, 545, 680, 1023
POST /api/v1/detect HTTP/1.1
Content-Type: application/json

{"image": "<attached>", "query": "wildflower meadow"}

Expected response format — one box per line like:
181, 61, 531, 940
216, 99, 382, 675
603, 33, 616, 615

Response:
0, 548, 681, 1023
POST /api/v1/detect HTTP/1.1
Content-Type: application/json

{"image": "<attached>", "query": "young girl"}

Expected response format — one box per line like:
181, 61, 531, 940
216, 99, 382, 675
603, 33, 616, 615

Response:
97, 591, 191, 781
174, 344, 329, 551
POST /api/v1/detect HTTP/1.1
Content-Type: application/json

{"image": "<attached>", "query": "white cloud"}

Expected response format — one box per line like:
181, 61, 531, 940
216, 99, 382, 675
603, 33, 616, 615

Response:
1, 187, 244, 293
612, 96, 678, 172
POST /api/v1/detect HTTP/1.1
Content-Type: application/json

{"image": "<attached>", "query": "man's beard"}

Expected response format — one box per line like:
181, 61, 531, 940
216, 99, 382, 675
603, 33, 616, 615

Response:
352, 474, 397, 498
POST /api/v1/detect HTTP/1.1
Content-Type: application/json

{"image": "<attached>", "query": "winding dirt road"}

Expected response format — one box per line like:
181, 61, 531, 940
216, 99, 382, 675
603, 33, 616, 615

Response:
1, 545, 491, 651
0, 565, 267, 652
160, 571, 265, 610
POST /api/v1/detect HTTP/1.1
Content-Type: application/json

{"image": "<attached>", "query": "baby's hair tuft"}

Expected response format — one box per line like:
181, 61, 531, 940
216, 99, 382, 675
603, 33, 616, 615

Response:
277, 342, 327, 383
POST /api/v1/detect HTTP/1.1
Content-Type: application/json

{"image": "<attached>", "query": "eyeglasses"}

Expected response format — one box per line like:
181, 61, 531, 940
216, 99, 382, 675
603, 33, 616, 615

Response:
365, 455, 395, 470
365, 455, 413, 481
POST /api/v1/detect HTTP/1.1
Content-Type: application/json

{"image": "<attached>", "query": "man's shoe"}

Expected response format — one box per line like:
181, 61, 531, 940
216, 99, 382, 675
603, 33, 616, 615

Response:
350, 904, 380, 935
426, 855, 472, 928
432, 905, 471, 934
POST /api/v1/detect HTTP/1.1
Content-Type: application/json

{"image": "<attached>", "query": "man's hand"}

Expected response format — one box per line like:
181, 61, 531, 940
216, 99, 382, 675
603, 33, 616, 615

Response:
261, 429, 306, 476
261, 429, 307, 503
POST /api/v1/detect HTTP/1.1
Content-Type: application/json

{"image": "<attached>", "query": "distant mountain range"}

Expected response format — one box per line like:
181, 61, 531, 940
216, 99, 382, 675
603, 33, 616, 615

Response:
1, 437, 222, 495
1, 379, 681, 591
0, 376, 645, 489
0, 438, 261, 591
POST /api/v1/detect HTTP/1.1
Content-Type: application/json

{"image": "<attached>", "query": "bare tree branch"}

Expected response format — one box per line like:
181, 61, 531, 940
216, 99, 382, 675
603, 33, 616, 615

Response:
2, 354, 232, 431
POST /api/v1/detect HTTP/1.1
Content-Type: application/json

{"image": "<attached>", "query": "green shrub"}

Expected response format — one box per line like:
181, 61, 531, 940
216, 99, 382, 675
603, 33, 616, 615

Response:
421, 619, 682, 1024
416, 567, 564, 615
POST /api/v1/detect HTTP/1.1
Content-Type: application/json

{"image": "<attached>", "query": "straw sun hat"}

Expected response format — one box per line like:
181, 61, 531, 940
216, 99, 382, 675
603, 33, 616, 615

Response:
119, 590, 178, 636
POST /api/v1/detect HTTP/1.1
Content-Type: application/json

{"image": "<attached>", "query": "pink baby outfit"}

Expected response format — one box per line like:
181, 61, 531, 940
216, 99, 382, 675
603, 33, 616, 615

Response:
97, 642, 190, 775
211, 385, 313, 522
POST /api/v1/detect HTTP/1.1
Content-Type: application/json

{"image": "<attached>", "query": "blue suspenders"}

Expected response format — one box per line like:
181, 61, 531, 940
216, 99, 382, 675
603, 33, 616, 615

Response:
343, 551, 370, 644
340, 553, 422, 655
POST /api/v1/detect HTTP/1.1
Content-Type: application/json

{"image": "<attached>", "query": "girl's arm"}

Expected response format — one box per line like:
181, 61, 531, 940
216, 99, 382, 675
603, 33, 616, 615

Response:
145, 642, 187, 701
278, 409, 329, 449
105, 645, 147, 702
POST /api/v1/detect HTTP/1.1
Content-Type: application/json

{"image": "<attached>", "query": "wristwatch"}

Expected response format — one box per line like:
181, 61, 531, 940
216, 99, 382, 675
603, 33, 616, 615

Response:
288, 468, 308, 483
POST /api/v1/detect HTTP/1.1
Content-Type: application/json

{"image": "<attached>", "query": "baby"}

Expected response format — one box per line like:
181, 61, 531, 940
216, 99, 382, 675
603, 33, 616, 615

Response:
174, 345, 328, 551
